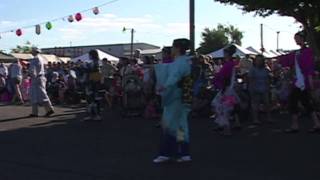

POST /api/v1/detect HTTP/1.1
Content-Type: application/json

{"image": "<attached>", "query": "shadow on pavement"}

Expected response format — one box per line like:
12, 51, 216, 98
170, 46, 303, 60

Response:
0, 106, 319, 180
0, 116, 33, 123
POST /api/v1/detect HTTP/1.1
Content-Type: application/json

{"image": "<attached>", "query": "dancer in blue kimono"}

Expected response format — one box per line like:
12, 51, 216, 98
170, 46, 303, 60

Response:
153, 38, 192, 163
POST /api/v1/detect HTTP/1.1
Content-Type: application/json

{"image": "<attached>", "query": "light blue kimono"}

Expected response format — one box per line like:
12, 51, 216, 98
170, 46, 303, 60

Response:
155, 55, 191, 142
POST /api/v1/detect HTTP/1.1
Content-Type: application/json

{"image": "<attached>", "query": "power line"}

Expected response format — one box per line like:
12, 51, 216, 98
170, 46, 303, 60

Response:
263, 23, 297, 34
0, 0, 120, 35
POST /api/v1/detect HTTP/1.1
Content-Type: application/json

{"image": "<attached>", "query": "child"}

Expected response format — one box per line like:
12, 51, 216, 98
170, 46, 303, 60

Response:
107, 73, 122, 108
21, 74, 31, 102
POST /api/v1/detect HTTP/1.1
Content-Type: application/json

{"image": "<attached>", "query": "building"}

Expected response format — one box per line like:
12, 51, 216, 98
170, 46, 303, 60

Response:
0, 52, 17, 63
41, 42, 161, 58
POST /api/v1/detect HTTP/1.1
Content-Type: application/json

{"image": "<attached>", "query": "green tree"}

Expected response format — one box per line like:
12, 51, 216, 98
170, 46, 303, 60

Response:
214, 0, 320, 59
226, 25, 243, 45
198, 24, 243, 54
11, 41, 37, 53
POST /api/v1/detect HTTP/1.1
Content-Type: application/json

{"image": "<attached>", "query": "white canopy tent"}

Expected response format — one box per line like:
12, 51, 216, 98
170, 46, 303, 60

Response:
208, 44, 257, 58
71, 49, 119, 64
246, 46, 276, 59
38, 54, 63, 64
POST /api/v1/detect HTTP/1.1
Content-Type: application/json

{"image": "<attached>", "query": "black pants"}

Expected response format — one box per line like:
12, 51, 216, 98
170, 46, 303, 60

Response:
288, 88, 314, 114
159, 130, 190, 158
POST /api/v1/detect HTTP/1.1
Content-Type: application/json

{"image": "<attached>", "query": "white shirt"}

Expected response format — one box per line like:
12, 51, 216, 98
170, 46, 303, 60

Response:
0, 64, 8, 77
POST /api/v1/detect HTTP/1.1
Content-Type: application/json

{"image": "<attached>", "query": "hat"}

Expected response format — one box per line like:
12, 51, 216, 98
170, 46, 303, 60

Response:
31, 47, 41, 54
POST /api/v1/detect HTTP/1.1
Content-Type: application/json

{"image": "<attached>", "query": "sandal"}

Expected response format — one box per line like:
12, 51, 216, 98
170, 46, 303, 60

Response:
253, 121, 262, 126
220, 131, 232, 137
232, 125, 242, 131
308, 127, 320, 134
284, 128, 300, 134
28, 114, 39, 118
213, 126, 223, 132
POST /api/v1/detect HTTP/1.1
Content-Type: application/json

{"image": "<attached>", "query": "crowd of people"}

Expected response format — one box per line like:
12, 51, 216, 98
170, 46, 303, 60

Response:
1, 30, 320, 163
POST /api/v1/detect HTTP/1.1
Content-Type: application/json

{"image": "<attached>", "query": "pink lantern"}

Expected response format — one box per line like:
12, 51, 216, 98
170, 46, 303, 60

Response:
75, 13, 82, 21
16, 29, 22, 36
68, 15, 74, 23
93, 7, 100, 15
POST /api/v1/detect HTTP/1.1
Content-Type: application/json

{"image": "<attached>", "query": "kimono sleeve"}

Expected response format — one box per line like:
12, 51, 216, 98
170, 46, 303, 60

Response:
164, 59, 190, 88
29, 60, 37, 78
301, 48, 315, 76
278, 53, 294, 68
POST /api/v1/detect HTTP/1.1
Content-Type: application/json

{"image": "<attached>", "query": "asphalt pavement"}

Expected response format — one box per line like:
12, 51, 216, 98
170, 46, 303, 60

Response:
0, 103, 319, 180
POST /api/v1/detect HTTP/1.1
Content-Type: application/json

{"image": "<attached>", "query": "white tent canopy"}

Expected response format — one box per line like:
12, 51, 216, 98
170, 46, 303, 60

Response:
38, 54, 63, 64
208, 44, 257, 58
246, 46, 276, 58
71, 49, 119, 63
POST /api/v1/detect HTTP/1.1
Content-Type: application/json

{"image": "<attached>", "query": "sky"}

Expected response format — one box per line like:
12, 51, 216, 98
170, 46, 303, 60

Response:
0, 0, 302, 53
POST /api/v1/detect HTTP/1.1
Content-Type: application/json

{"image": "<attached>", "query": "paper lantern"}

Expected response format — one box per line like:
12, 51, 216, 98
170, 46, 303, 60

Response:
35, 25, 41, 35
68, 15, 74, 23
75, 13, 82, 21
16, 29, 22, 36
93, 7, 100, 15
46, 22, 53, 30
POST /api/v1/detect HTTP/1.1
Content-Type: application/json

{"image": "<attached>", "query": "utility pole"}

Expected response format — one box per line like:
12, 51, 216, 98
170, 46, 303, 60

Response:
190, 0, 195, 54
260, 24, 264, 54
123, 27, 135, 59
130, 28, 134, 60
276, 31, 280, 52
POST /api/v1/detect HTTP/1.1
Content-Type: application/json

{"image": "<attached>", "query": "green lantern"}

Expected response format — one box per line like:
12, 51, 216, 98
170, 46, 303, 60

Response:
46, 22, 53, 30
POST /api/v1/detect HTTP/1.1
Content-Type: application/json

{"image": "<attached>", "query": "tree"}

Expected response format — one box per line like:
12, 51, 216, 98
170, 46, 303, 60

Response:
226, 25, 243, 45
214, 0, 320, 59
11, 41, 37, 53
198, 24, 243, 54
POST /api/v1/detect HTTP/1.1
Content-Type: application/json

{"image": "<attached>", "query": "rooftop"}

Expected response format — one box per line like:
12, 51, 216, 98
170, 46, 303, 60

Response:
41, 42, 160, 50
0, 52, 16, 61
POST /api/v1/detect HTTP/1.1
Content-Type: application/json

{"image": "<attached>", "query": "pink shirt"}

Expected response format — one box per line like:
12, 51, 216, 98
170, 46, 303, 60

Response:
213, 60, 237, 90
162, 58, 173, 64
278, 47, 314, 89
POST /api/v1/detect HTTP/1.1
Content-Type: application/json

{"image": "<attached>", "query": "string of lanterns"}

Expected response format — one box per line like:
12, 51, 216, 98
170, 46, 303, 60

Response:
0, 0, 118, 38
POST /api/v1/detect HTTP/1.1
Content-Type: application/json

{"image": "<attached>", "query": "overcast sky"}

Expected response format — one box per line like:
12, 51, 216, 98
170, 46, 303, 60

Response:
0, 0, 301, 52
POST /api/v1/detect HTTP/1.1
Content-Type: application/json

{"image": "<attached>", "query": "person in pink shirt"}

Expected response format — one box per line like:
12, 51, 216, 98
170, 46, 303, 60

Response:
278, 31, 320, 133
161, 47, 173, 64
213, 45, 238, 90
212, 45, 239, 136
21, 72, 31, 102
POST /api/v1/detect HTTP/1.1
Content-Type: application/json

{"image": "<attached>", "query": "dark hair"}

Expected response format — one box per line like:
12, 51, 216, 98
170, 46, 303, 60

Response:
224, 45, 236, 57
130, 59, 138, 64
89, 50, 99, 61
254, 54, 265, 68
295, 30, 307, 40
173, 38, 190, 55
144, 56, 153, 64
162, 47, 172, 55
